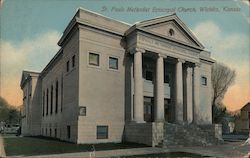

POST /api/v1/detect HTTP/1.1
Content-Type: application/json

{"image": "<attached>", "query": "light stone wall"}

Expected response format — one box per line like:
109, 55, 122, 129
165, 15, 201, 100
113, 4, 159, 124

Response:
146, 22, 194, 46
30, 77, 42, 135
78, 9, 129, 35
21, 8, 215, 145
21, 74, 41, 136
41, 30, 79, 143
21, 83, 29, 135
77, 24, 126, 144
124, 122, 164, 147
125, 123, 153, 146
195, 61, 213, 125
214, 124, 223, 140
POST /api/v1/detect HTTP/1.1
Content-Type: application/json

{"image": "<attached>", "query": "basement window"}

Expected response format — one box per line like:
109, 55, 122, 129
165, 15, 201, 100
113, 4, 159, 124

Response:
97, 126, 108, 139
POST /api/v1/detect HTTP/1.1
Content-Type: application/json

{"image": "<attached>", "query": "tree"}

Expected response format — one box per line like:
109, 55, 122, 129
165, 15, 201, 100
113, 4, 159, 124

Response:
0, 96, 21, 124
211, 62, 236, 123
0, 97, 8, 107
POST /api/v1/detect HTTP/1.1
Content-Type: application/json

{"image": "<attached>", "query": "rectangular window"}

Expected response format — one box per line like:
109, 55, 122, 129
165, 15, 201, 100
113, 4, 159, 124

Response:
55, 81, 58, 113
79, 107, 86, 116
42, 91, 45, 116
55, 128, 57, 138
72, 55, 75, 68
67, 125, 71, 139
46, 89, 49, 115
109, 57, 118, 70
50, 85, 53, 114
49, 128, 52, 137
97, 126, 108, 139
89, 53, 99, 66
201, 76, 207, 86
66, 61, 70, 72
61, 75, 63, 112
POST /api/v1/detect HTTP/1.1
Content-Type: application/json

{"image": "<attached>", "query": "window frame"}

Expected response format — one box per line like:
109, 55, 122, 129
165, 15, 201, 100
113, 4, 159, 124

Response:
72, 55, 75, 68
50, 84, 53, 115
96, 125, 108, 139
55, 80, 58, 114
79, 106, 86, 116
67, 125, 71, 139
46, 88, 49, 116
66, 60, 70, 72
201, 76, 207, 86
108, 56, 119, 70
88, 52, 100, 67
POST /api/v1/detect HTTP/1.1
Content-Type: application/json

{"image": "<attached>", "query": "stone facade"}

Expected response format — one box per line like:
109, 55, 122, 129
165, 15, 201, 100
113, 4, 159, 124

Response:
20, 8, 215, 146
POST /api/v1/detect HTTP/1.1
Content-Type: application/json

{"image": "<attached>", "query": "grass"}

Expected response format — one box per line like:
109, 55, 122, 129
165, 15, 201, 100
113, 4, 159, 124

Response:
3, 136, 147, 156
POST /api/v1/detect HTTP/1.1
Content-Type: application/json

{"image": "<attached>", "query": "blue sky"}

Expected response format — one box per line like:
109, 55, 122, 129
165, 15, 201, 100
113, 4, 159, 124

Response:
0, 0, 249, 111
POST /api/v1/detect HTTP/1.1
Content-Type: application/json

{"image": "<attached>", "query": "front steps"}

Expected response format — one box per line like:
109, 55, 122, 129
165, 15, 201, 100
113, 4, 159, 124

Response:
162, 123, 222, 147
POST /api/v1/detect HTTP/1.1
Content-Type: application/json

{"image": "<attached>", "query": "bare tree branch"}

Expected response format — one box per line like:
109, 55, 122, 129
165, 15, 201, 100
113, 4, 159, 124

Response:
211, 62, 236, 106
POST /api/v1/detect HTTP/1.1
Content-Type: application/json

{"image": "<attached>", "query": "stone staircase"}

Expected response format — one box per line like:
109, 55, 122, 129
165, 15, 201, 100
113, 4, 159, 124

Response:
162, 123, 222, 147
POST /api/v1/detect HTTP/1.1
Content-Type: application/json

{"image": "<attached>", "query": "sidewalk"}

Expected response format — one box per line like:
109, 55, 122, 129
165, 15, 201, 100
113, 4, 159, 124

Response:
14, 147, 165, 158
0, 135, 6, 158
9, 141, 250, 158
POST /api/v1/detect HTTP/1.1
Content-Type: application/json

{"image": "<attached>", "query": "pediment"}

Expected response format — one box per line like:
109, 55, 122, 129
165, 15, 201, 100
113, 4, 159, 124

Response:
136, 14, 204, 49
20, 71, 30, 88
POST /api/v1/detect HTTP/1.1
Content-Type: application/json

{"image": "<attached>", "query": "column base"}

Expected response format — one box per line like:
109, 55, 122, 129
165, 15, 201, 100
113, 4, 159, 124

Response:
154, 119, 165, 123
131, 120, 146, 124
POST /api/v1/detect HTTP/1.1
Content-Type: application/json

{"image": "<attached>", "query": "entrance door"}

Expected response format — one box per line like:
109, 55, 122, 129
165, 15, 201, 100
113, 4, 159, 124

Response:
144, 97, 154, 122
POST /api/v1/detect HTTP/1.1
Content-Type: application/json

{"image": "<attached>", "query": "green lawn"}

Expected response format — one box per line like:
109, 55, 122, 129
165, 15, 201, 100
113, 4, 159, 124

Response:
3, 136, 147, 156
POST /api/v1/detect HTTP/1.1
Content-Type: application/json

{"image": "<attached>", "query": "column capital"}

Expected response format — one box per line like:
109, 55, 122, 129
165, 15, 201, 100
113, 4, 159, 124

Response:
157, 53, 167, 58
194, 62, 201, 67
178, 58, 185, 63
135, 47, 146, 53
128, 47, 145, 54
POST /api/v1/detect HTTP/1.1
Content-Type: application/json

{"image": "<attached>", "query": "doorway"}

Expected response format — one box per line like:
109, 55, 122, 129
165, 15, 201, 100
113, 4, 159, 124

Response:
144, 97, 154, 122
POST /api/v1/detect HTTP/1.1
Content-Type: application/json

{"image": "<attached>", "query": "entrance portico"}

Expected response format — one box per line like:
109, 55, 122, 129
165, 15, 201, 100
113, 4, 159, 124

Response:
124, 13, 209, 125
131, 47, 200, 124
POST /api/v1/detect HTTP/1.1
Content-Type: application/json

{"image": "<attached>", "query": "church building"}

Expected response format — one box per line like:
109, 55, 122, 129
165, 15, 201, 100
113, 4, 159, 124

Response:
20, 8, 215, 146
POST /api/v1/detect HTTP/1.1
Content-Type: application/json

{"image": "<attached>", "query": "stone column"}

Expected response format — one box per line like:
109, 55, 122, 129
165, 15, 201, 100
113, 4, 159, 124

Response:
155, 54, 166, 122
175, 59, 185, 123
186, 66, 193, 124
131, 61, 134, 121
193, 63, 200, 123
133, 48, 145, 123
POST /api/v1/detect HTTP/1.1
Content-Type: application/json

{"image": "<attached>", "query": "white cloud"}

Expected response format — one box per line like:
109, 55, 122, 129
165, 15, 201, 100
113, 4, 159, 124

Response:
192, 21, 250, 110
0, 30, 60, 105
192, 20, 249, 63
